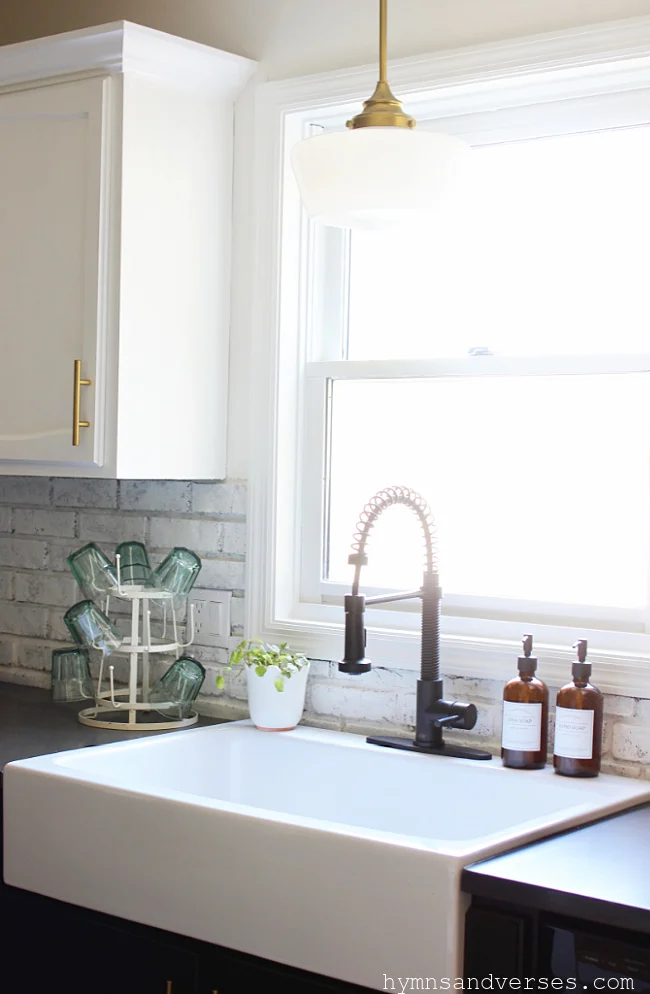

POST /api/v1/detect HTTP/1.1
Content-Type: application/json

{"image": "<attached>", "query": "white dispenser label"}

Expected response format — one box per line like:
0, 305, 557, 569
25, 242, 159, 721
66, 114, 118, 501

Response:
554, 706, 594, 759
502, 701, 542, 751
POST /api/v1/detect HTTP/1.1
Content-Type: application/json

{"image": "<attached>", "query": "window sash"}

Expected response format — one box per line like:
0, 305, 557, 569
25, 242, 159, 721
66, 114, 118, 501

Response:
300, 370, 650, 632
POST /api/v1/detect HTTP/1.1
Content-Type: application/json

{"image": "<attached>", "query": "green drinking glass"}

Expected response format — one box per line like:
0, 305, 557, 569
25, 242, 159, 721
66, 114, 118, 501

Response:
149, 656, 206, 720
64, 600, 122, 655
153, 547, 201, 605
67, 543, 118, 602
51, 647, 94, 702
115, 541, 154, 588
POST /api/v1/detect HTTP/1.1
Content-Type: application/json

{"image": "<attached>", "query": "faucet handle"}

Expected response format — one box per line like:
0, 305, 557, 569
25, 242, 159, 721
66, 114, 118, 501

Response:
431, 700, 477, 731
433, 713, 464, 728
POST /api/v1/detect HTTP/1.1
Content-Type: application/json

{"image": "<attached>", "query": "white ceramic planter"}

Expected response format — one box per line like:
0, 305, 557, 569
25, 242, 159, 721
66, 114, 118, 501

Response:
246, 663, 310, 731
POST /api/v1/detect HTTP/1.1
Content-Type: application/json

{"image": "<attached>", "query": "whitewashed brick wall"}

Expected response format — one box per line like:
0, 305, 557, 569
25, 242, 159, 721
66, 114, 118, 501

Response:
0, 476, 648, 780
0, 477, 246, 687
205, 658, 650, 779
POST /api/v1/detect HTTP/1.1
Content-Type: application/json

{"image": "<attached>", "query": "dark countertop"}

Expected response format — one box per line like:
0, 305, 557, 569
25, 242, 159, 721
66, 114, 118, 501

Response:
0, 681, 219, 773
463, 802, 650, 934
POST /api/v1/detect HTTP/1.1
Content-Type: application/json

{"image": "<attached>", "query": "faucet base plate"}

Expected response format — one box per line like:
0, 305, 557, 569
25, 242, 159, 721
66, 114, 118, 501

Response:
366, 734, 492, 761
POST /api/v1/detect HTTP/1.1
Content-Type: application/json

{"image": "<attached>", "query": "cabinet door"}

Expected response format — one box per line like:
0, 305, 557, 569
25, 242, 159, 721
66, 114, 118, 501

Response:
200, 946, 375, 993
0, 77, 107, 468
2, 886, 200, 994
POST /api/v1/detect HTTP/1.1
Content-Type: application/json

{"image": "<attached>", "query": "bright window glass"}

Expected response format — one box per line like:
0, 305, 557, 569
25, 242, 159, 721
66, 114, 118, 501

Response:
326, 375, 650, 611
347, 127, 650, 359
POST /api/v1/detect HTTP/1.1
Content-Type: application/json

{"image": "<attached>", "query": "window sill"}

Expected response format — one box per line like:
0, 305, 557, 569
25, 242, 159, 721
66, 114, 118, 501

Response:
252, 604, 650, 699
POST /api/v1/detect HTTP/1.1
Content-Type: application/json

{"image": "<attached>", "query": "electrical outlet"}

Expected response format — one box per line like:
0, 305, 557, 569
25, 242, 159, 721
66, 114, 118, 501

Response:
188, 589, 232, 648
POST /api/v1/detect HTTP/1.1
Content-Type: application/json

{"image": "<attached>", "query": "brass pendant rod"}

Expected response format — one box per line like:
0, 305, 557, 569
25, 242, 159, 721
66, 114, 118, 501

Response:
379, 0, 387, 83
346, 0, 416, 130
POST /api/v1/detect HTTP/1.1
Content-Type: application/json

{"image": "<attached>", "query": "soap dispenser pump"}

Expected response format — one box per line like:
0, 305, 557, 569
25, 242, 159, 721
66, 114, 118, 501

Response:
501, 634, 549, 769
553, 639, 603, 778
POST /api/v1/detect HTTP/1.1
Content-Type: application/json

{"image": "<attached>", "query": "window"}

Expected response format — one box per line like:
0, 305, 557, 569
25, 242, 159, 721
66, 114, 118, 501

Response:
249, 19, 650, 693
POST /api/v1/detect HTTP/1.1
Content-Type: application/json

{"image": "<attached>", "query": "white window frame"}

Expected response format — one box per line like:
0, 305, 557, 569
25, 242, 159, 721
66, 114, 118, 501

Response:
247, 15, 650, 697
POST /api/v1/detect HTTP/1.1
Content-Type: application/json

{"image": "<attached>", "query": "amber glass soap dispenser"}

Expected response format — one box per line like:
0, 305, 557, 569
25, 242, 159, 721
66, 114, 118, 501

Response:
502, 634, 549, 769
553, 639, 603, 778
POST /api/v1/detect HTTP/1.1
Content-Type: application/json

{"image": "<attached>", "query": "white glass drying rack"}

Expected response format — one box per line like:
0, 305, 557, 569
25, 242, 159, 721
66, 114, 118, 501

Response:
78, 553, 198, 731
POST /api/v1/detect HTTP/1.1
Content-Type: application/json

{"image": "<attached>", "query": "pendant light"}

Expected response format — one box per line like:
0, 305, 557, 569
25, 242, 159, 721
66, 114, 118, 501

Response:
290, 0, 469, 230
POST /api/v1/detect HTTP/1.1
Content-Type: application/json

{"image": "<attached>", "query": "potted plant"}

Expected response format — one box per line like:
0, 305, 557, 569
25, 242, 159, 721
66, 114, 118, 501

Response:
217, 639, 310, 731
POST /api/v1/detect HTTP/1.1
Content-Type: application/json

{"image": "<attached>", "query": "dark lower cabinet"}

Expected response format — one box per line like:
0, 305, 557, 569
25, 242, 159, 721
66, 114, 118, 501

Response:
1, 885, 200, 994
464, 902, 537, 979
465, 897, 650, 989
0, 880, 372, 994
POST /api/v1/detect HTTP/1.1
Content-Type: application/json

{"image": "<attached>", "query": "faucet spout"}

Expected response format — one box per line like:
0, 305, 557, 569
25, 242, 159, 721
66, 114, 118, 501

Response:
338, 486, 492, 762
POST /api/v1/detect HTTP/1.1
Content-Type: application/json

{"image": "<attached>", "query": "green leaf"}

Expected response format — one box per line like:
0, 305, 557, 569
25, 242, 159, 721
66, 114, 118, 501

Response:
255, 665, 266, 678
216, 675, 225, 691
274, 677, 284, 692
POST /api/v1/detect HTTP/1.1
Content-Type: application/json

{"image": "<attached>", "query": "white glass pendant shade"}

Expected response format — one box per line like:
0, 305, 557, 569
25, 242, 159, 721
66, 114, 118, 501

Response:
290, 126, 470, 230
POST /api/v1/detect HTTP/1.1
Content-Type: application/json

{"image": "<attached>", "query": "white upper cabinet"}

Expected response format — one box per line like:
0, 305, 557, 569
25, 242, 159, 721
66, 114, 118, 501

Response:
0, 78, 104, 468
0, 22, 256, 478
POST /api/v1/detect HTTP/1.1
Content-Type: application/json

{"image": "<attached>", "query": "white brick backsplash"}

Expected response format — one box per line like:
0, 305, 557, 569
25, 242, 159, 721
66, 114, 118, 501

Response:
635, 699, 650, 721
48, 609, 75, 642
226, 666, 248, 700
14, 508, 76, 538
0, 602, 48, 638
199, 666, 226, 697
309, 681, 395, 723
307, 660, 332, 680
0, 571, 12, 601
221, 521, 246, 556
121, 481, 191, 513
0, 477, 252, 723
0, 665, 50, 689
444, 675, 505, 702
231, 596, 245, 633
52, 479, 117, 509
197, 558, 245, 592
603, 718, 614, 756
394, 691, 417, 727
197, 696, 249, 722
612, 723, 650, 763
602, 760, 642, 779
0, 538, 47, 570
0, 638, 16, 664
333, 665, 414, 693
469, 701, 500, 738
604, 694, 636, 717
148, 517, 222, 555
14, 571, 77, 608
48, 541, 84, 572
79, 511, 146, 545
192, 646, 229, 667
19, 642, 57, 671
0, 477, 50, 506
192, 482, 246, 517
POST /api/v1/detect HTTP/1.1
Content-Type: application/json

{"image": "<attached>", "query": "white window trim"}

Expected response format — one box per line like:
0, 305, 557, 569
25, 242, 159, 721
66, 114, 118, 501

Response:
247, 15, 650, 698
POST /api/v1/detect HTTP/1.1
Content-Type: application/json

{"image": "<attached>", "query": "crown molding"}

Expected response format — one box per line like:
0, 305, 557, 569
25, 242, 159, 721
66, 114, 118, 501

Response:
258, 12, 650, 120
0, 20, 257, 97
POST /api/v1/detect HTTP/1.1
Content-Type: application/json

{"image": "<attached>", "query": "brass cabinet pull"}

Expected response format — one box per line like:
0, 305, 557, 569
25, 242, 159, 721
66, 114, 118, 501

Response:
72, 359, 91, 446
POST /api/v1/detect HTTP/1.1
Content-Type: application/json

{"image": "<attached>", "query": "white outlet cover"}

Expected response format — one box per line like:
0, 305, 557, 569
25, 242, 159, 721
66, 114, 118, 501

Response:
188, 589, 232, 648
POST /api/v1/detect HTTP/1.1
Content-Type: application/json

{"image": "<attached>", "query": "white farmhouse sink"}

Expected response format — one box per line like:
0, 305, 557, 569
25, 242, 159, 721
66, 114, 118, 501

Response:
5, 722, 650, 990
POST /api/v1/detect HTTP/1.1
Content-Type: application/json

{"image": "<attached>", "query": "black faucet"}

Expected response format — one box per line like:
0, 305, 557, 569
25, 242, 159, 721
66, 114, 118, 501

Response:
339, 486, 491, 761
